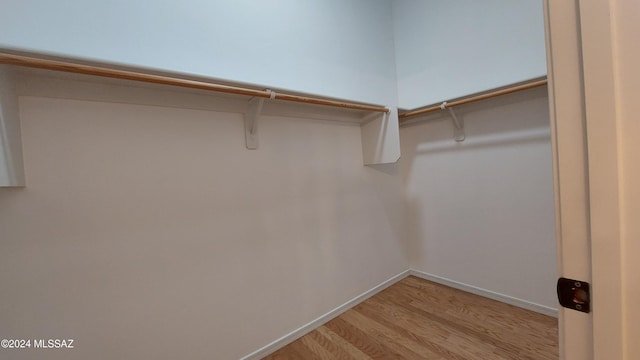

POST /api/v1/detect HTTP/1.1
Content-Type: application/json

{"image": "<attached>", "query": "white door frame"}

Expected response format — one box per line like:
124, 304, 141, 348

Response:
545, 1, 625, 358
579, 1, 624, 358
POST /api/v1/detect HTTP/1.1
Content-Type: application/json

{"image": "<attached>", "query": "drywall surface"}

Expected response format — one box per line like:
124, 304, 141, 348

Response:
0, 0, 398, 106
400, 87, 557, 311
392, 0, 547, 109
613, 1, 640, 357
0, 79, 407, 359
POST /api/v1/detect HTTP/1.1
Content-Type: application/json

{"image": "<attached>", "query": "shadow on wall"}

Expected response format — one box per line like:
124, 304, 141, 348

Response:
400, 86, 550, 178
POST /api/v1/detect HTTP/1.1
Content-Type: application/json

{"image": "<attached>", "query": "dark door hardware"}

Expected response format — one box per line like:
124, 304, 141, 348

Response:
557, 277, 590, 313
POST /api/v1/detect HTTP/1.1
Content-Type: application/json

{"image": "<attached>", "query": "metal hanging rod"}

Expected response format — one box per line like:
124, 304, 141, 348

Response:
0, 52, 389, 114
399, 77, 548, 121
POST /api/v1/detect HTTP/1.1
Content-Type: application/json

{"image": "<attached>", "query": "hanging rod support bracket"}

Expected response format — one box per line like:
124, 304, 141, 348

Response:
243, 97, 266, 149
441, 103, 465, 142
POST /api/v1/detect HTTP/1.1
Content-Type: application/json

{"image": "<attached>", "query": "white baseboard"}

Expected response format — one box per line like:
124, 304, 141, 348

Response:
409, 270, 558, 317
239, 269, 411, 360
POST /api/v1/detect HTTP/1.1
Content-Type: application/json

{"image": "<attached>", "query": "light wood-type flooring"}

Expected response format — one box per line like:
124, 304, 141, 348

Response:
264, 276, 558, 359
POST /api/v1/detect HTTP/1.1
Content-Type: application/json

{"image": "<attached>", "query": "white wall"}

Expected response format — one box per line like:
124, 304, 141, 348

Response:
613, 0, 640, 357
392, 0, 547, 109
0, 75, 408, 359
400, 86, 557, 312
0, 0, 398, 106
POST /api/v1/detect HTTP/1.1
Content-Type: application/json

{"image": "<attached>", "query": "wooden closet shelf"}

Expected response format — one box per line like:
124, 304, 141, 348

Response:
0, 51, 401, 171
0, 52, 389, 114
399, 77, 548, 121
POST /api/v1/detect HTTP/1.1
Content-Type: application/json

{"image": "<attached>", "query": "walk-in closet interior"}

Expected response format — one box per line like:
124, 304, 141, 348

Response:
0, 1, 560, 359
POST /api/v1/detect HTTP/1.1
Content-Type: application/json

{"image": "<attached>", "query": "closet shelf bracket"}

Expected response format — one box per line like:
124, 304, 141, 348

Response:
360, 106, 401, 165
441, 102, 465, 142
243, 90, 275, 150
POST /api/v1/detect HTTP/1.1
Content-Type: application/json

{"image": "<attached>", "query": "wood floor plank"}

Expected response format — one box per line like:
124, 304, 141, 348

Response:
262, 276, 558, 359
301, 335, 341, 360
401, 277, 556, 335
324, 317, 406, 359
287, 340, 324, 360
371, 289, 523, 356
315, 326, 371, 359
266, 339, 316, 360
388, 279, 558, 358
341, 308, 444, 359
357, 297, 505, 360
